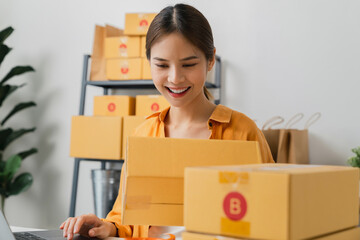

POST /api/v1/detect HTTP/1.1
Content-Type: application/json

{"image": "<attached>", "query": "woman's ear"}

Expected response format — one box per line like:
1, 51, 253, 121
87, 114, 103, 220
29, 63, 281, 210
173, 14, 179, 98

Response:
208, 48, 216, 71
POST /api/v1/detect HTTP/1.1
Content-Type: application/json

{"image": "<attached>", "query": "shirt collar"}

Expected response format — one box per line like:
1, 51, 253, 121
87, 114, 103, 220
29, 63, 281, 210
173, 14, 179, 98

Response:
208, 104, 232, 123
146, 106, 170, 122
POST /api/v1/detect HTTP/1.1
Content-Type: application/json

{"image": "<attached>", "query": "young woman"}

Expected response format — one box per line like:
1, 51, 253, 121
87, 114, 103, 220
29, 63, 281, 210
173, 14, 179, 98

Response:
60, 4, 274, 239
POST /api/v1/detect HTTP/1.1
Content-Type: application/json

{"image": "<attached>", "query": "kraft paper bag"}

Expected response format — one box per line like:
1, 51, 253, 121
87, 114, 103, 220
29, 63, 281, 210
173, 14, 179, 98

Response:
262, 116, 284, 162
262, 113, 321, 164
90, 25, 123, 81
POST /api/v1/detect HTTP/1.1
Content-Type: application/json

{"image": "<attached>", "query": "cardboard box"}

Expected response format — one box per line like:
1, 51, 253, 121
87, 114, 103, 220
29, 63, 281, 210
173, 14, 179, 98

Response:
124, 13, 157, 35
70, 116, 122, 160
93, 95, 135, 116
182, 227, 360, 240
184, 164, 359, 240
141, 36, 146, 57
121, 116, 146, 159
141, 58, 151, 79
105, 36, 141, 58
121, 137, 263, 226
135, 95, 169, 116
106, 58, 142, 80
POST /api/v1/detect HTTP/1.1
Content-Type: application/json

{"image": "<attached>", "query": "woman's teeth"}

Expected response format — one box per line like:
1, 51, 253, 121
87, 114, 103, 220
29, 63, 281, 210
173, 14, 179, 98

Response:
168, 87, 189, 94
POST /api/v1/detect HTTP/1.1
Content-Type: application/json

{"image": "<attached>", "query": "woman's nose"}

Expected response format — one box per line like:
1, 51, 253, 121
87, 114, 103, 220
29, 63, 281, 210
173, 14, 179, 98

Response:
167, 66, 184, 84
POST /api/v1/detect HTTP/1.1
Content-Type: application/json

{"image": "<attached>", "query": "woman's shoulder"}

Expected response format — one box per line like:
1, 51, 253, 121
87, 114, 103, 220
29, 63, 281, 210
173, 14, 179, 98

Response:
214, 105, 257, 128
133, 112, 161, 137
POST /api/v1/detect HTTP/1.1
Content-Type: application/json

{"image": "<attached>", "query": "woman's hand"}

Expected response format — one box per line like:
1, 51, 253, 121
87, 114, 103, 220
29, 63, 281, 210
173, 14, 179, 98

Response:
59, 213, 116, 240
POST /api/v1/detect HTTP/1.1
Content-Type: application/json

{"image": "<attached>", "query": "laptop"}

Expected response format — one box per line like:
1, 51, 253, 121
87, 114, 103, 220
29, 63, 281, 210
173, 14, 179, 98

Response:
0, 210, 100, 240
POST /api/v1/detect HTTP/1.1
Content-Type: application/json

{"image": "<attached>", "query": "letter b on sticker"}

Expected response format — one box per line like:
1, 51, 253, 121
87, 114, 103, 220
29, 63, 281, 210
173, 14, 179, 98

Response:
223, 192, 247, 221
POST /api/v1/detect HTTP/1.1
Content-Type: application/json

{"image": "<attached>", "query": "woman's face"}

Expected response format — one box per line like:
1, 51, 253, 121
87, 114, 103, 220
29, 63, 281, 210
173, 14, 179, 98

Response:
149, 33, 214, 108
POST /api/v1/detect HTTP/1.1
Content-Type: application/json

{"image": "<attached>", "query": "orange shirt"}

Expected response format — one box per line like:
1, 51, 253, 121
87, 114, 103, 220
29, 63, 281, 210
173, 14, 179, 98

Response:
103, 104, 274, 237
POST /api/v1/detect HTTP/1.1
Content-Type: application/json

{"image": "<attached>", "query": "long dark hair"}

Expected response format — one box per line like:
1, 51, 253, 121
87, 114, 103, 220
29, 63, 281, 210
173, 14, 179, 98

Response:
146, 4, 215, 100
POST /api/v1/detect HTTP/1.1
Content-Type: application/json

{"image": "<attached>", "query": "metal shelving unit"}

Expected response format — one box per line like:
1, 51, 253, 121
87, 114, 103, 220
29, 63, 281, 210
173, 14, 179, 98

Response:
69, 54, 222, 217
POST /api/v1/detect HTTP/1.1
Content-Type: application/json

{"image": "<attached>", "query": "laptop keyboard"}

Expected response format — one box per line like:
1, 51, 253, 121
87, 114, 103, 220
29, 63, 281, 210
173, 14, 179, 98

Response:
14, 232, 46, 240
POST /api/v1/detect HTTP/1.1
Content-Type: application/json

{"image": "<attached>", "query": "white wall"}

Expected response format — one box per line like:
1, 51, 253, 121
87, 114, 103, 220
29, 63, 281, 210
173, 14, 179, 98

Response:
0, 0, 359, 229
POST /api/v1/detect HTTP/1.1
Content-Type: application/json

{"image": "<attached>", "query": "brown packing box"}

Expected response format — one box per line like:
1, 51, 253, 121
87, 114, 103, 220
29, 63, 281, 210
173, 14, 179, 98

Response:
121, 137, 263, 226
182, 227, 360, 240
184, 164, 359, 240
141, 58, 151, 79
90, 25, 123, 81
141, 36, 146, 57
105, 36, 141, 59
70, 116, 122, 160
93, 95, 135, 116
106, 58, 142, 80
121, 116, 146, 159
124, 13, 157, 35
135, 95, 169, 116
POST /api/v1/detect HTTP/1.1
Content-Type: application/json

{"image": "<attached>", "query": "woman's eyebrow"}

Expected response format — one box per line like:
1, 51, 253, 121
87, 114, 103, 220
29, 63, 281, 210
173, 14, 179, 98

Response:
180, 56, 199, 61
153, 57, 168, 62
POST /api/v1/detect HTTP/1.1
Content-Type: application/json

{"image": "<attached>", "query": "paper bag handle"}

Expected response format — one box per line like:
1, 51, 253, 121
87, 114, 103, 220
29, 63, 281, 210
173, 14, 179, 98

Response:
285, 113, 304, 129
304, 112, 321, 129
262, 116, 285, 130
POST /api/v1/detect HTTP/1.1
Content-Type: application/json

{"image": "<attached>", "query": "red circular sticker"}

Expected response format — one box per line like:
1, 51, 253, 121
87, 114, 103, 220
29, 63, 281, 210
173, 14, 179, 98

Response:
223, 192, 247, 221
151, 103, 159, 112
121, 68, 129, 74
139, 19, 149, 27
108, 103, 116, 112
119, 43, 127, 49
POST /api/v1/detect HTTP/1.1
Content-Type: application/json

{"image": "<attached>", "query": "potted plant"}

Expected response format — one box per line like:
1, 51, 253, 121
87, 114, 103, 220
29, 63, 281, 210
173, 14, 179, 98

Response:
348, 147, 360, 168
0, 26, 38, 214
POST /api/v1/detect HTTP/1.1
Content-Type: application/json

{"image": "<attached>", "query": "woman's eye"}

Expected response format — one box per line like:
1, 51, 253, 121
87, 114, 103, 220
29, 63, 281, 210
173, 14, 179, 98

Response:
183, 63, 197, 67
156, 64, 168, 68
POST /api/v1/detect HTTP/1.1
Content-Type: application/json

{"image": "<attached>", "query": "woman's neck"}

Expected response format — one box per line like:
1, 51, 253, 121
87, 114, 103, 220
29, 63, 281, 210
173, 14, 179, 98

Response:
166, 93, 216, 127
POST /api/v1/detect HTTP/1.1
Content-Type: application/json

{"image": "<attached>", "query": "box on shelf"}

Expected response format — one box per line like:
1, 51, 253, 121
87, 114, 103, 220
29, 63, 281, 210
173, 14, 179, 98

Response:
141, 58, 151, 79
124, 13, 157, 35
182, 227, 360, 240
105, 36, 141, 59
135, 95, 169, 116
121, 137, 263, 226
121, 116, 146, 159
93, 95, 135, 116
184, 164, 359, 240
141, 36, 146, 58
70, 116, 122, 160
106, 58, 142, 80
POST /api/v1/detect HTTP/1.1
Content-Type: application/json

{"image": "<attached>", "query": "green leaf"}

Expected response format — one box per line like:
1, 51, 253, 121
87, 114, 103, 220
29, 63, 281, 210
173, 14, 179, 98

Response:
8, 172, 33, 196
1, 66, 35, 85
0, 27, 14, 44
352, 147, 360, 157
0, 45, 12, 66
1, 102, 37, 126
4, 155, 21, 181
0, 128, 13, 151
17, 148, 38, 160
0, 127, 36, 151
0, 84, 25, 107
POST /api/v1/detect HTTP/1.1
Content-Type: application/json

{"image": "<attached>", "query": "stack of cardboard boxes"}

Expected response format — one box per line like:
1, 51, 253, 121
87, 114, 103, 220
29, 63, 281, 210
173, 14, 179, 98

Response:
70, 94, 169, 160
105, 13, 156, 80
183, 164, 360, 240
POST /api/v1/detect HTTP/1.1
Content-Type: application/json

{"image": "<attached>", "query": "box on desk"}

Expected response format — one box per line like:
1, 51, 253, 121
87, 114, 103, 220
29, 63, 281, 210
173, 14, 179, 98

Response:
124, 13, 157, 35
184, 164, 359, 240
141, 36, 146, 57
106, 58, 142, 80
105, 36, 141, 58
70, 116, 122, 160
135, 95, 169, 116
121, 116, 146, 159
121, 137, 263, 226
93, 95, 135, 116
182, 227, 360, 240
